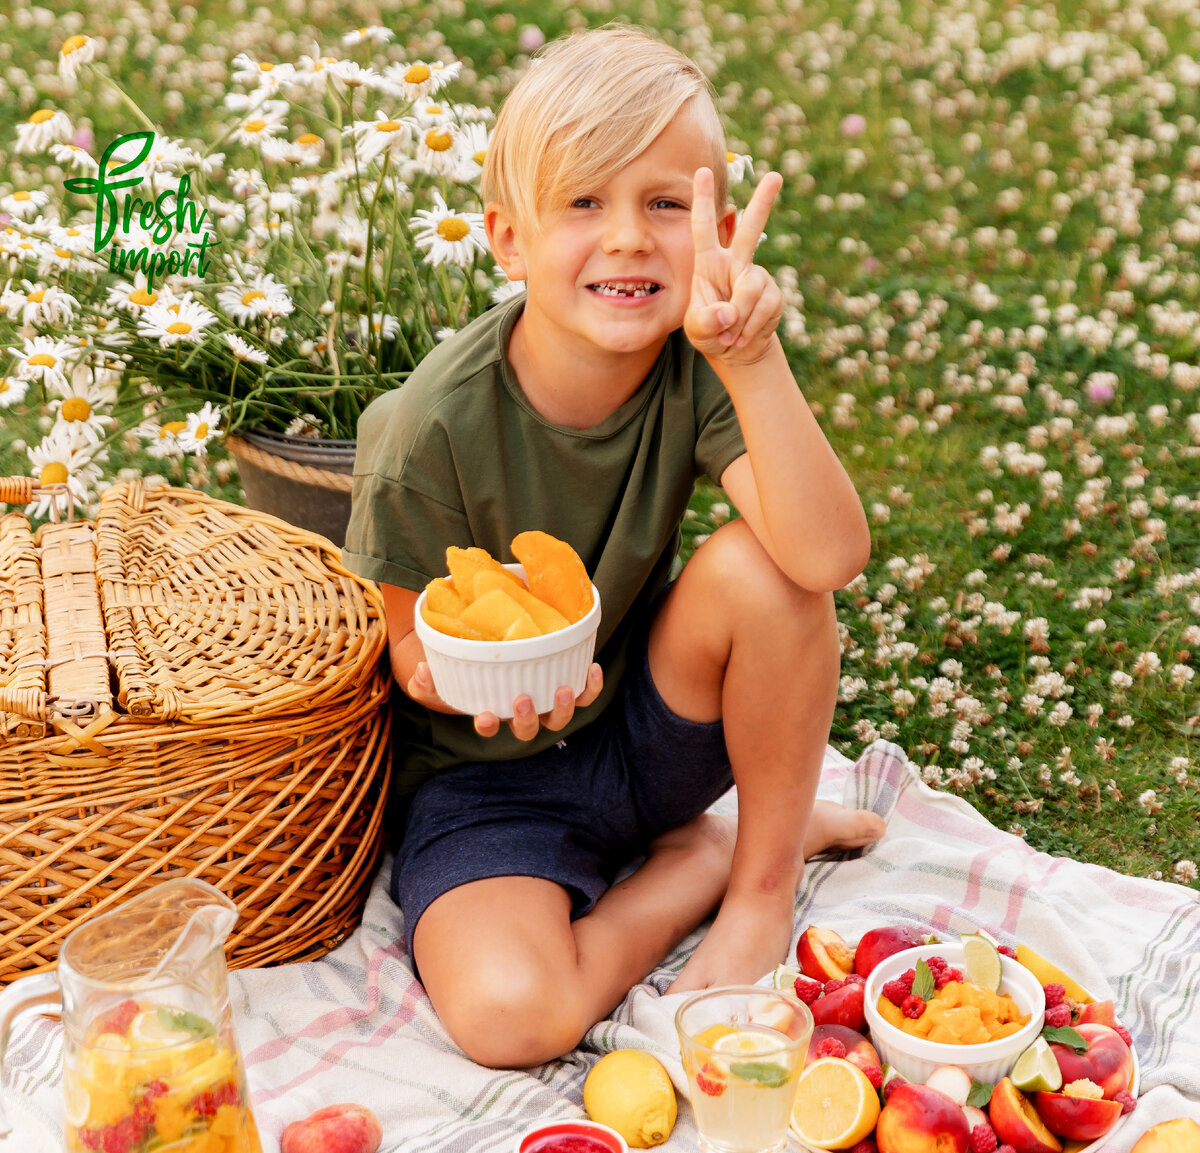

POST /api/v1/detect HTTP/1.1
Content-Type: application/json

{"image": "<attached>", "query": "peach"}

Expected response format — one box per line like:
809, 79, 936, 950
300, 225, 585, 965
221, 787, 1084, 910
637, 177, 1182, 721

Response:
988, 1078, 1063, 1153
796, 926, 855, 982
1073, 1000, 1117, 1028
1033, 1091, 1123, 1142
1050, 1023, 1134, 1099
854, 925, 929, 978
810, 981, 866, 1032
806, 1024, 880, 1077
281, 1104, 383, 1153
1130, 1118, 1200, 1153
876, 1082, 970, 1153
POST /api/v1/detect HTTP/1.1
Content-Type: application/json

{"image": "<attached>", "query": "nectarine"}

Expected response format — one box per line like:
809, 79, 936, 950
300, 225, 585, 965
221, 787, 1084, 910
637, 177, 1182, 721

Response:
281, 1104, 383, 1153
854, 926, 929, 978
876, 1082, 970, 1153
1130, 1118, 1200, 1153
1034, 1091, 1123, 1142
1050, 1023, 1134, 1099
796, 926, 855, 982
988, 1078, 1063, 1153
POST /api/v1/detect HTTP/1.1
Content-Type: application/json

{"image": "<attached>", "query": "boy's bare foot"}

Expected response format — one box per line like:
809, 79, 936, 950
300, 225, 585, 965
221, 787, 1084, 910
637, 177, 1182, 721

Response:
665, 802, 885, 994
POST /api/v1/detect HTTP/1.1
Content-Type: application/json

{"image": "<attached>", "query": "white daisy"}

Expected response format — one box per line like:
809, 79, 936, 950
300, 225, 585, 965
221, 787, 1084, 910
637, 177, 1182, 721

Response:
217, 273, 295, 324
325, 60, 376, 90
413, 123, 461, 176
726, 151, 754, 183
0, 375, 31, 409
137, 299, 217, 346
9, 335, 78, 395
456, 120, 491, 180
14, 109, 72, 155
348, 111, 415, 166
224, 332, 270, 363
26, 427, 105, 518
231, 53, 296, 92
48, 224, 91, 251
292, 54, 340, 90
413, 101, 453, 126
426, 60, 463, 93
231, 110, 286, 148
176, 402, 223, 454
48, 373, 114, 447
491, 274, 525, 305
0, 189, 51, 219
1, 280, 81, 326
49, 142, 99, 173
342, 25, 393, 45
106, 274, 174, 315
58, 33, 97, 81
378, 59, 462, 102
358, 311, 400, 342
135, 416, 189, 459
411, 190, 487, 267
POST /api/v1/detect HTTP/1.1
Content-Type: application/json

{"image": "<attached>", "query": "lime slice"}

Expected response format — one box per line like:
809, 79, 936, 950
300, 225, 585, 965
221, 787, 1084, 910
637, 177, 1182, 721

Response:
961, 933, 1003, 992
771, 963, 804, 991
1011, 1036, 1063, 1092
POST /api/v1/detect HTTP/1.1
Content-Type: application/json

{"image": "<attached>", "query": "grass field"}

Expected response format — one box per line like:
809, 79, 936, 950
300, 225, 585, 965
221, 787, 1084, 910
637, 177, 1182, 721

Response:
1, 0, 1197, 887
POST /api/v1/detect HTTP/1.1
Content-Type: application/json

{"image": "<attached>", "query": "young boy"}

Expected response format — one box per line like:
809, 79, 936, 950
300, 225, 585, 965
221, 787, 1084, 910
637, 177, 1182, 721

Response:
343, 26, 883, 1069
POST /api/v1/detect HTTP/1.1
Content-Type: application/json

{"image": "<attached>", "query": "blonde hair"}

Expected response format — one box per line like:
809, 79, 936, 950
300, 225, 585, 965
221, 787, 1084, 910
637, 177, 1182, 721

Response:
482, 26, 728, 230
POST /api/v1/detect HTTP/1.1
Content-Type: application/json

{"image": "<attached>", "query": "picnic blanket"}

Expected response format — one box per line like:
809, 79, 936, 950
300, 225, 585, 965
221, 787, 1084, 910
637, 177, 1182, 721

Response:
4, 739, 1199, 1150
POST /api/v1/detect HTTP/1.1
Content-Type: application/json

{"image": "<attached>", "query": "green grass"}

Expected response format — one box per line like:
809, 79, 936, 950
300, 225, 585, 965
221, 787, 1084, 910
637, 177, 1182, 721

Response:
1, 0, 1196, 888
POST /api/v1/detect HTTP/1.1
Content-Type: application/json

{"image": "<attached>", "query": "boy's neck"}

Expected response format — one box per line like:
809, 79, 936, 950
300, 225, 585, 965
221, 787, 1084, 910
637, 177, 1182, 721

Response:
507, 312, 666, 430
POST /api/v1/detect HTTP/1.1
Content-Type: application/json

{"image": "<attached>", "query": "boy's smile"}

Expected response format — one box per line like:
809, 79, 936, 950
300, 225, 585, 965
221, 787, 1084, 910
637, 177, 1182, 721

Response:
485, 102, 733, 424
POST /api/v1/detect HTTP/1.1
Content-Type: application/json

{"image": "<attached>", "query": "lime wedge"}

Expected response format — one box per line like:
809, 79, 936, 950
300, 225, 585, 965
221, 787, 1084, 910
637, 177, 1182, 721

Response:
961, 933, 1003, 992
1010, 1036, 1063, 1093
771, 963, 804, 991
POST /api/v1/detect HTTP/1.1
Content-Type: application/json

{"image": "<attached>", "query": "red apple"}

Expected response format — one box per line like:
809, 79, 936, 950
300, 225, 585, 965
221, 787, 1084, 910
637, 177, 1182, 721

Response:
1034, 1091, 1123, 1142
810, 981, 866, 1032
988, 1078, 1063, 1153
805, 1024, 880, 1077
1050, 1023, 1134, 1099
281, 1104, 383, 1153
1073, 999, 1117, 1028
796, 926, 855, 982
854, 925, 929, 977
1130, 1118, 1200, 1153
876, 1082, 970, 1153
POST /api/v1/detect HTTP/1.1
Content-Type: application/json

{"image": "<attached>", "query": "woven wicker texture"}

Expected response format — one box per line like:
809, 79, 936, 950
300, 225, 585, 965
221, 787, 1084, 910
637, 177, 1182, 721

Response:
0, 480, 392, 984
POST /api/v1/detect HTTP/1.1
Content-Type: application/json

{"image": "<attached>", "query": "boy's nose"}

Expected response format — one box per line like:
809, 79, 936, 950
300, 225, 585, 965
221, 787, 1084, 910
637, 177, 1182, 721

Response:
601, 207, 653, 253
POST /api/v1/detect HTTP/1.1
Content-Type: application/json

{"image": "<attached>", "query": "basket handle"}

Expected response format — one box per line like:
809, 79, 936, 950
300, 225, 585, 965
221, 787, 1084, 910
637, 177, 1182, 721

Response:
0, 477, 75, 521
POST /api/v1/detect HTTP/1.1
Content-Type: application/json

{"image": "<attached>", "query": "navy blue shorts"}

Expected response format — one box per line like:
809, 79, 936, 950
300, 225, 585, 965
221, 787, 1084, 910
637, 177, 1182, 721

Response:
391, 630, 734, 958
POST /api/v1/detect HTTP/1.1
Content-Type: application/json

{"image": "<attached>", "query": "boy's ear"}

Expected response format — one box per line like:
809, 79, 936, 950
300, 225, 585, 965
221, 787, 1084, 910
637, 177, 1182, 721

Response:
485, 202, 528, 281
717, 204, 738, 248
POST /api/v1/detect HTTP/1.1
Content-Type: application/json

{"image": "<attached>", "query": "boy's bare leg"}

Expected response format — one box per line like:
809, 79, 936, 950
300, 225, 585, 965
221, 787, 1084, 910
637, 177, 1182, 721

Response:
650, 519, 885, 993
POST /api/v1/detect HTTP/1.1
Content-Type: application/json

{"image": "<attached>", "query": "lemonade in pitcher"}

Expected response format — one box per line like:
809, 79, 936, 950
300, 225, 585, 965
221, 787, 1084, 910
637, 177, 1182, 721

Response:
64, 998, 260, 1153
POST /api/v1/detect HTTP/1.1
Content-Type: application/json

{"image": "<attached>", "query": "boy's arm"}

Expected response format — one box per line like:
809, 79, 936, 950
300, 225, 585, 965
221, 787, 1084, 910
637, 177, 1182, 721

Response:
686, 168, 870, 592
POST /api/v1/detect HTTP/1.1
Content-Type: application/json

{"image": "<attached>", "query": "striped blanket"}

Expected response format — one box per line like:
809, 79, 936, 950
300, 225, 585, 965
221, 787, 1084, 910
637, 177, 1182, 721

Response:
5, 740, 1198, 1150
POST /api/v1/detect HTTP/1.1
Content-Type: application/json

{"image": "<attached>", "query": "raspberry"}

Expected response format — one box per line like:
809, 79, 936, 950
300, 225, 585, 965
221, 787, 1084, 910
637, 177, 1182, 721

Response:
696, 1063, 726, 1096
77, 1130, 102, 1152
882, 978, 911, 1006
93, 999, 139, 1037
925, 955, 948, 973
850, 1139, 878, 1153
998, 945, 1017, 959
793, 976, 823, 1004
899, 968, 917, 988
1113, 1023, 1133, 1046
843, 973, 866, 985
824, 978, 845, 994
1044, 1003, 1071, 1028
860, 1063, 883, 1089
934, 968, 955, 990
945, 967, 964, 984
996, 1146, 1017, 1153
816, 1037, 848, 1059
970, 1123, 999, 1153
882, 1075, 905, 1101
1113, 1089, 1137, 1114
901, 994, 926, 1019
1042, 983, 1067, 1007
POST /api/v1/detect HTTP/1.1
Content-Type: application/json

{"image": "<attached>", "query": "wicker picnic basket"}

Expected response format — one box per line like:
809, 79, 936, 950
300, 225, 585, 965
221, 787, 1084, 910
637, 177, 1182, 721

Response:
0, 476, 392, 984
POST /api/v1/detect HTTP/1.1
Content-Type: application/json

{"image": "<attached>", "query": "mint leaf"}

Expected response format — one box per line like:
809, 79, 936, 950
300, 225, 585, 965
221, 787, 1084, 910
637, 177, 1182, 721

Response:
729, 1060, 790, 1088
1041, 1024, 1087, 1052
157, 1007, 214, 1038
966, 1080, 994, 1107
912, 959, 936, 1001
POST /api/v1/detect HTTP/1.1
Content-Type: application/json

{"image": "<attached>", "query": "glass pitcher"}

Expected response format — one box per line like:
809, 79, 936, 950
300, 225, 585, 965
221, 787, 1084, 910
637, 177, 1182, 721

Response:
0, 878, 262, 1153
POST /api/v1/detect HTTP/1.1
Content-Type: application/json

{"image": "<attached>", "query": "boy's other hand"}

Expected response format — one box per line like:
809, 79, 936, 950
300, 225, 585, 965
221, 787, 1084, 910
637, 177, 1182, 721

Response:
685, 166, 784, 368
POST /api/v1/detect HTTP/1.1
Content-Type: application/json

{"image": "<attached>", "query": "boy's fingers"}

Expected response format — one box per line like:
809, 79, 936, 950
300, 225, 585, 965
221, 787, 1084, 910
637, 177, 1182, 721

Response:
577, 662, 603, 707
506, 695, 540, 741
474, 711, 500, 738
730, 171, 782, 267
690, 166, 720, 255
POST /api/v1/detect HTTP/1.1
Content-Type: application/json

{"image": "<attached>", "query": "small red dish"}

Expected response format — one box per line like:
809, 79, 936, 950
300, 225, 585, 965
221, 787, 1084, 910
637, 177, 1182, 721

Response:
516, 1118, 629, 1153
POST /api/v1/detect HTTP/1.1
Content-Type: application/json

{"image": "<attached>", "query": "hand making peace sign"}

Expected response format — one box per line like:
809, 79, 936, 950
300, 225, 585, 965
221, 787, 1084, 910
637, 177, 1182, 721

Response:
684, 166, 785, 368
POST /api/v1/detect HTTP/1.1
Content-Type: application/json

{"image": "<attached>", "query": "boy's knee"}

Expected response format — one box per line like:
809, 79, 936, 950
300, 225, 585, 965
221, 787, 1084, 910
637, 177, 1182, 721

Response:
430, 967, 590, 1068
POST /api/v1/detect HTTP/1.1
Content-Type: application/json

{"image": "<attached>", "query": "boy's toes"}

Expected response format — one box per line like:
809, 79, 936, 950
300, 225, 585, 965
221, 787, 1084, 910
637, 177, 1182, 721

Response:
803, 801, 886, 859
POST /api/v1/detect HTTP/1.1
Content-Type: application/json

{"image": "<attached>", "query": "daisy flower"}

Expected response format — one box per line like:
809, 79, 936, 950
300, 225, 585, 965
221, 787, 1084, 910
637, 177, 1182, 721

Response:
48, 374, 115, 448
457, 121, 491, 180
414, 123, 462, 176
291, 53, 340, 89
1, 280, 81, 326
135, 416, 189, 459
26, 427, 105, 518
0, 376, 31, 409
9, 335, 78, 395
349, 111, 415, 166
47, 224, 91, 251
232, 110, 286, 148
0, 189, 51, 219
176, 402, 223, 454
411, 190, 487, 267
358, 311, 400, 342
230, 52, 296, 92
325, 60, 375, 90
378, 61, 441, 101
49, 142, 99, 173
343, 26, 393, 46
106, 274, 173, 315
217, 272, 295, 323
15, 109, 72, 154
137, 299, 217, 346
726, 151, 754, 183
58, 33, 97, 81
224, 332, 270, 363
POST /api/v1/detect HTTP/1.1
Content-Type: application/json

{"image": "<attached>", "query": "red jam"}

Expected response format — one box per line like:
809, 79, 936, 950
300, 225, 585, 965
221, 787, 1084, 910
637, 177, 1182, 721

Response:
523, 1134, 615, 1153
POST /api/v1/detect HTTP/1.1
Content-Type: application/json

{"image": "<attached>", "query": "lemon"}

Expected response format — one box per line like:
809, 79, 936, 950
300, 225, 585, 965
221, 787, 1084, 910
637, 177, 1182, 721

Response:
712, 1029, 791, 1087
63, 1077, 90, 1128
961, 933, 1003, 992
1010, 1036, 1063, 1093
129, 1009, 193, 1049
584, 1050, 677, 1148
790, 1058, 880, 1150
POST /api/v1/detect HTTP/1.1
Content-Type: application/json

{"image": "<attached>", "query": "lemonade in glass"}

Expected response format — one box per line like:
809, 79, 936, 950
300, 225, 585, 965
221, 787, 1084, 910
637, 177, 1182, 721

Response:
675, 986, 813, 1153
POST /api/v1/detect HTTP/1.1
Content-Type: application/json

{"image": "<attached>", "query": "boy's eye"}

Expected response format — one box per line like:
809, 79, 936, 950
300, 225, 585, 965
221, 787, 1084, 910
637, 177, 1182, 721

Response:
652, 198, 686, 210
570, 196, 597, 208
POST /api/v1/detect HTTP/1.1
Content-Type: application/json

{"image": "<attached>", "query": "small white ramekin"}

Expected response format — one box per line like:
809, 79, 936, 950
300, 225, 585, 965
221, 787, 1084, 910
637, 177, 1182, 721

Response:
863, 942, 1045, 1085
414, 563, 601, 718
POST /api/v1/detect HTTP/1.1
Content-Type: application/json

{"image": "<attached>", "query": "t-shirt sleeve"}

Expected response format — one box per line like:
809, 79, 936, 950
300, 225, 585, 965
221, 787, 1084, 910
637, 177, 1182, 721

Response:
691, 350, 747, 485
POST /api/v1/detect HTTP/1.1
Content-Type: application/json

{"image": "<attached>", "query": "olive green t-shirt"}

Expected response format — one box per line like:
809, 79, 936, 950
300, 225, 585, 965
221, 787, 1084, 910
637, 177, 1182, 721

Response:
342, 293, 746, 805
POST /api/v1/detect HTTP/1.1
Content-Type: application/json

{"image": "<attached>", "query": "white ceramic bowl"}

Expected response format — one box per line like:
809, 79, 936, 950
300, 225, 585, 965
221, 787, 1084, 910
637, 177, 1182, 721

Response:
414, 563, 601, 718
514, 1118, 628, 1153
863, 942, 1045, 1085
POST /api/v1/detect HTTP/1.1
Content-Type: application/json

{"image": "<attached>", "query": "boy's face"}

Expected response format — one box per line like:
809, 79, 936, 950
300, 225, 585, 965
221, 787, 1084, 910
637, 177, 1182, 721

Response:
486, 104, 735, 368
